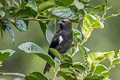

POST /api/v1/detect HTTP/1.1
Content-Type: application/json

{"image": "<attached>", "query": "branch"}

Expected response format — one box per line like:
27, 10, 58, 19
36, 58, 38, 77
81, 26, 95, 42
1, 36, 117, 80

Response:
0, 17, 52, 21
71, 38, 87, 58
103, 13, 120, 20
53, 67, 60, 80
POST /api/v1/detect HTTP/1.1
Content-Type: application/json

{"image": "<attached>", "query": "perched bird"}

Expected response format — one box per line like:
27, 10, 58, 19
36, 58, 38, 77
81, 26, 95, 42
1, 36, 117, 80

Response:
43, 19, 73, 74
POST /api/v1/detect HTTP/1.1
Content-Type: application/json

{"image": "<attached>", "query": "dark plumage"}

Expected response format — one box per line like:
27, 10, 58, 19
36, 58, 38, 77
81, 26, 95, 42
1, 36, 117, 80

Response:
43, 19, 73, 74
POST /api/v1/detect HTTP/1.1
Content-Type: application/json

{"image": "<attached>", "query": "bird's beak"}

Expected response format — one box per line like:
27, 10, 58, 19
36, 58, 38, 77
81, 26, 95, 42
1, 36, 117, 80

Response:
58, 20, 63, 24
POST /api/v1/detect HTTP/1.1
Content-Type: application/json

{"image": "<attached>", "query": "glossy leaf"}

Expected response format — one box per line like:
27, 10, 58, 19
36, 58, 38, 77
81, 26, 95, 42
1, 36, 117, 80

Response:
52, 6, 78, 20
4, 20, 15, 42
18, 42, 55, 67
58, 71, 77, 80
111, 58, 120, 67
60, 63, 72, 68
0, 22, 7, 37
0, 0, 7, 6
25, 72, 48, 80
74, 0, 84, 10
88, 51, 115, 67
46, 20, 55, 44
61, 0, 74, 6
82, 14, 104, 40
0, 49, 15, 62
0, 10, 5, 17
15, 7, 37, 17
26, 0, 38, 11
94, 64, 108, 76
38, 0, 56, 12
15, 20, 27, 32
79, 0, 91, 3
62, 55, 72, 63
72, 62, 86, 73
90, 4, 105, 15
84, 75, 104, 80
117, 50, 120, 57
72, 29, 83, 41
49, 48, 62, 60
39, 21, 47, 36
79, 46, 89, 68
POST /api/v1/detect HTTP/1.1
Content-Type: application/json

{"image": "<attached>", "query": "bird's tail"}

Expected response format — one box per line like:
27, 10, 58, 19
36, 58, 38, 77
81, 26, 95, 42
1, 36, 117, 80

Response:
43, 51, 55, 74
43, 63, 51, 74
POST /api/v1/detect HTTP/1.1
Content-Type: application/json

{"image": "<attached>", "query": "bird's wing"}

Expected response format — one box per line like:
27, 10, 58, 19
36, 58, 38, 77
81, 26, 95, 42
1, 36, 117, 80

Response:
49, 32, 60, 48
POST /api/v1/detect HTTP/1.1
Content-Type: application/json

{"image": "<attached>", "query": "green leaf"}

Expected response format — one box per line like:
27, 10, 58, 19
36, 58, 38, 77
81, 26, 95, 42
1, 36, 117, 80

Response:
0, 0, 7, 6
18, 42, 45, 53
88, 51, 115, 66
104, 0, 108, 15
110, 58, 120, 68
24, 20, 29, 29
46, 20, 55, 44
0, 72, 25, 77
60, 63, 72, 68
99, 71, 109, 80
79, 46, 89, 68
60, 62, 85, 73
61, 0, 74, 6
15, 7, 37, 17
0, 10, 5, 17
94, 64, 108, 76
58, 71, 77, 80
79, 0, 91, 3
117, 50, 120, 57
15, 20, 27, 32
72, 29, 83, 41
84, 75, 104, 80
52, 6, 78, 20
0, 22, 7, 38
36, 53, 55, 67
73, 62, 85, 69
62, 55, 72, 63
82, 14, 104, 40
74, 0, 84, 10
39, 21, 47, 36
38, 0, 56, 12
79, 45, 88, 58
49, 48, 62, 60
18, 42, 55, 67
4, 20, 15, 42
25, 72, 48, 80
0, 49, 15, 62
26, 0, 38, 11
90, 4, 105, 15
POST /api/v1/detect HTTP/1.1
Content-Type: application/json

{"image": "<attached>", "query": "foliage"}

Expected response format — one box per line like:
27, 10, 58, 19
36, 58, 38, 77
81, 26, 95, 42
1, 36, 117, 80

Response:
0, 0, 120, 80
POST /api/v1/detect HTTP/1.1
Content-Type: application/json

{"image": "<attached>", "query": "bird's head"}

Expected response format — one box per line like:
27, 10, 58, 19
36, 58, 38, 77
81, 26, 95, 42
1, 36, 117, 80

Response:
58, 19, 72, 29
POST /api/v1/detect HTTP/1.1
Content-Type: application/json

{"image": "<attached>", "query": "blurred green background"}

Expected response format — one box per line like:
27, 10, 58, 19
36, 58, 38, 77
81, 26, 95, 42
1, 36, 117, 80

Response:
0, 0, 120, 80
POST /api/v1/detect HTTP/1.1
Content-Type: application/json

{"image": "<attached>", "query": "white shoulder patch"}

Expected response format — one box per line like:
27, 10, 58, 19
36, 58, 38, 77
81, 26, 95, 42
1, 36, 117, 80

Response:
59, 35, 63, 44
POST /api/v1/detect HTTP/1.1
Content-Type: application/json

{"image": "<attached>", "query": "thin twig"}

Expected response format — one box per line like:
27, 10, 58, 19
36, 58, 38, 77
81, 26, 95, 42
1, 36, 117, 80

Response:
72, 42, 80, 57
103, 13, 120, 20
53, 67, 60, 80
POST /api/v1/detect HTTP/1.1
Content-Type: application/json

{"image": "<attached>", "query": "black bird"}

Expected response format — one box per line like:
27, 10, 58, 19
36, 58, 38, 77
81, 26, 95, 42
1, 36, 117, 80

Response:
43, 19, 73, 74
